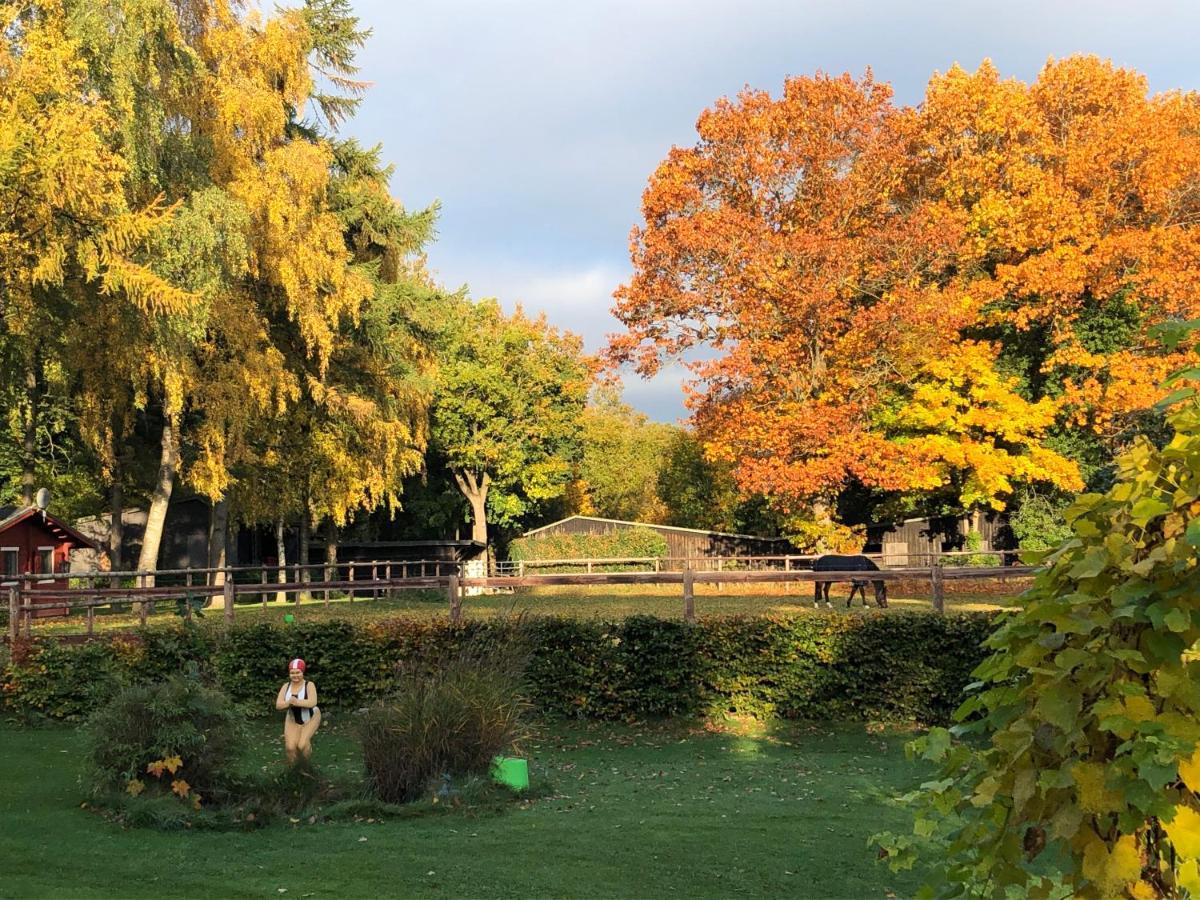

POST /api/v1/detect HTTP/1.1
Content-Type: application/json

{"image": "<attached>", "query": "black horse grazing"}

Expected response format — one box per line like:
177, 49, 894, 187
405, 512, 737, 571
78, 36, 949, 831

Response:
812, 555, 888, 609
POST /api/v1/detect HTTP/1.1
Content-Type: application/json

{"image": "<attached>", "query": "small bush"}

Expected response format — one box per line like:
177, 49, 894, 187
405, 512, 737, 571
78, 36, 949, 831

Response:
85, 677, 246, 804
358, 644, 533, 804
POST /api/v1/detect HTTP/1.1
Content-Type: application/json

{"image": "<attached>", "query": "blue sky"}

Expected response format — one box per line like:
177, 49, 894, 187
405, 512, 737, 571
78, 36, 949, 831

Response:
341, 0, 1200, 422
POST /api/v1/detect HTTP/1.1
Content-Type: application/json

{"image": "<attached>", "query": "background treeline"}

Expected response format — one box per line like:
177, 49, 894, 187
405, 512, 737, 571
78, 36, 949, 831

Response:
4, 2, 1195, 563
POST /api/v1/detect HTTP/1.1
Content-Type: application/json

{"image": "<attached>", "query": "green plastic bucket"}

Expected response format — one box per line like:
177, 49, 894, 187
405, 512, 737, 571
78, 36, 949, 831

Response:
491, 756, 529, 792
283, 614, 295, 625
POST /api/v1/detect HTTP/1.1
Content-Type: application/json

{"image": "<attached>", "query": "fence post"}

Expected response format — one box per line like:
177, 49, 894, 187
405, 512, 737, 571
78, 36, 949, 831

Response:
683, 566, 695, 623
87, 574, 95, 636
716, 557, 723, 594
8, 586, 17, 643
184, 567, 193, 624
224, 570, 235, 625
372, 560, 379, 600
931, 551, 945, 614
22, 583, 31, 638
137, 574, 148, 626
348, 562, 355, 603
448, 573, 462, 624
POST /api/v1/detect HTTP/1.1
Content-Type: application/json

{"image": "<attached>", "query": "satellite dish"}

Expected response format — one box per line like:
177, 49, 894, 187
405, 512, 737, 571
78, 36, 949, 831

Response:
34, 488, 49, 510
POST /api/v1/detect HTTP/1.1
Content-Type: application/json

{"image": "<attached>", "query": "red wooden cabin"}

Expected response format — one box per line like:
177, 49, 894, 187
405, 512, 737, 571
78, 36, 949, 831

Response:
0, 505, 97, 617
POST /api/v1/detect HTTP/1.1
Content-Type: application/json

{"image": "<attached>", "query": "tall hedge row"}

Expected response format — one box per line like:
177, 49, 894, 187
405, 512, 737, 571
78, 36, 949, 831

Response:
507, 527, 669, 567
1, 613, 995, 724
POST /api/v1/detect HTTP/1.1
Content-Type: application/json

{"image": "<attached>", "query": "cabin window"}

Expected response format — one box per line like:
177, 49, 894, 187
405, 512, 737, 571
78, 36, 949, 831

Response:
36, 546, 54, 578
0, 547, 17, 580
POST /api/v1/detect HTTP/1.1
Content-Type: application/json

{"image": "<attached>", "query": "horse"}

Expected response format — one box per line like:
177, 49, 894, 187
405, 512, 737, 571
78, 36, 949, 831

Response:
812, 555, 888, 609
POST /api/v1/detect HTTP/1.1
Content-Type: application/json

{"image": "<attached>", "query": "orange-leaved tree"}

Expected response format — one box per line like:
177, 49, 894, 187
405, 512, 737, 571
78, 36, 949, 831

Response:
613, 59, 1200, 546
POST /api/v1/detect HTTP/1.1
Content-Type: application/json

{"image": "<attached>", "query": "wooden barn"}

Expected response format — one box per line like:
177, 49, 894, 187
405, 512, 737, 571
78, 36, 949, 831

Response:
0, 504, 98, 616
519, 515, 798, 568
864, 510, 1013, 566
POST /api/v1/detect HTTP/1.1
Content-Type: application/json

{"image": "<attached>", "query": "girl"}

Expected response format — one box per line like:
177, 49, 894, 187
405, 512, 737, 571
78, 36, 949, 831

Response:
275, 658, 321, 763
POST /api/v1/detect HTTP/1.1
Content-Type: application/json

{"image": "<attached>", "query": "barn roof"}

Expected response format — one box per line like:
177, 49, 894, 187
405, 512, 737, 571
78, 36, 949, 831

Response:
0, 505, 99, 550
521, 515, 791, 543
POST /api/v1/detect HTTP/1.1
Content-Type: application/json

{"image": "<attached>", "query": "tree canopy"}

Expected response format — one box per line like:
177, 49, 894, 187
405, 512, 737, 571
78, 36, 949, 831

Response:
612, 58, 1200, 545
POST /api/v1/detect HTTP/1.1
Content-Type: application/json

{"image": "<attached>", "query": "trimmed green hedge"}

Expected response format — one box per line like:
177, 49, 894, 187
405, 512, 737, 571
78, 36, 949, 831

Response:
2, 613, 995, 725
507, 527, 669, 570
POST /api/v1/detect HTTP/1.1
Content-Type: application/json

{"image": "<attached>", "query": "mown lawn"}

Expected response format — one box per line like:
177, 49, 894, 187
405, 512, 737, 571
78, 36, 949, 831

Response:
28, 579, 1024, 636
1, 717, 930, 898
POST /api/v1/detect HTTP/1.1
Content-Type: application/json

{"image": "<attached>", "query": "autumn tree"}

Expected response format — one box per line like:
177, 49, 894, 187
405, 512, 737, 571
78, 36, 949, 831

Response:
432, 299, 591, 549
0, 0, 191, 525
613, 59, 1200, 547
876, 323, 1200, 897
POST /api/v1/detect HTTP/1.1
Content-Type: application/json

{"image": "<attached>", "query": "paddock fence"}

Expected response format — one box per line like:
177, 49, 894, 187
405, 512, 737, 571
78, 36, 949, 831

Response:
5, 551, 1036, 641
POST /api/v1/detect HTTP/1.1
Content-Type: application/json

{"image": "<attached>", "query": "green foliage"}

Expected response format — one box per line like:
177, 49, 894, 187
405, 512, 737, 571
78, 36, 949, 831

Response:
507, 527, 669, 570
358, 643, 532, 804
1010, 490, 1075, 552
2, 615, 992, 726
432, 298, 592, 540
85, 677, 246, 802
569, 385, 674, 522
874, 388, 1200, 896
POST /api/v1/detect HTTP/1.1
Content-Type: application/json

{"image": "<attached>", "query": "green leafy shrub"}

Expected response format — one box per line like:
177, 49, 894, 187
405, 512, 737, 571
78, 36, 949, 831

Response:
875, 339, 1200, 897
358, 643, 533, 803
1009, 490, 1074, 551
508, 527, 669, 571
1, 639, 121, 720
86, 677, 246, 804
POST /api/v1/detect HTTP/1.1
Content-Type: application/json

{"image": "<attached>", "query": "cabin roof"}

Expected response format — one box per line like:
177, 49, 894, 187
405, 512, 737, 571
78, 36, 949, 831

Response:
0, 506, 99, 550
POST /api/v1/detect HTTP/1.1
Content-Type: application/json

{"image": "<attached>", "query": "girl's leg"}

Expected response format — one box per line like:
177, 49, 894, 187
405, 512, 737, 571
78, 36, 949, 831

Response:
283, 718, 301, 763
297, 708, 322, 759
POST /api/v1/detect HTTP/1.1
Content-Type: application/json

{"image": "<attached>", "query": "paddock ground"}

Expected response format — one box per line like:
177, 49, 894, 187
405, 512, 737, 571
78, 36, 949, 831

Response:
17, 577, 1029, 637
0, 716, 930, 898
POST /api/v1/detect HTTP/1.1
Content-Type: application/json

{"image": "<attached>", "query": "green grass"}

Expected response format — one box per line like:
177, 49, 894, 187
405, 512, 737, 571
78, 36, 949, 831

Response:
0, 716, 932, 898
28, 580, 1027, 636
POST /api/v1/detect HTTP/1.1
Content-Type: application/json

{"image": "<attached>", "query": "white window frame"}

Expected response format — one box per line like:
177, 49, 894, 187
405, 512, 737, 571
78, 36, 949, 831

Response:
0, 546, 18, 586
36, 545, 55, 583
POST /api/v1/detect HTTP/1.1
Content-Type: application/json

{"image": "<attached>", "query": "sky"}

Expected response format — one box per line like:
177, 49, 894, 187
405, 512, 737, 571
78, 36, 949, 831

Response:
341, 0, 1200, 423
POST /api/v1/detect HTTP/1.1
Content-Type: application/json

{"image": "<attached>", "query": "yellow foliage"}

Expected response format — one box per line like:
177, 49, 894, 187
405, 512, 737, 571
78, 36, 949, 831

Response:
1081, 833, 1142, 898
1166, 804, 1200, 861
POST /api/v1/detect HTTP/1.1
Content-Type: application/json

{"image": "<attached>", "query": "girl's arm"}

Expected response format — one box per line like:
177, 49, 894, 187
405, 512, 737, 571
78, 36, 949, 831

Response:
275, 683, 290, 711
292, 682, 318, 709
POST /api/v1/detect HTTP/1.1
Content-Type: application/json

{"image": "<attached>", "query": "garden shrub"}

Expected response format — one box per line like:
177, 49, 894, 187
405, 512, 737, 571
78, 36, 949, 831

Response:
508, 527, 669, 570
86, 677, 246, 805
2, 613, 995, 726
358, 642, 533, 803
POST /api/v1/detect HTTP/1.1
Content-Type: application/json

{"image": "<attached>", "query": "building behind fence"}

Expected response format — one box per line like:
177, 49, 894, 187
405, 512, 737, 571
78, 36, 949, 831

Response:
865, 510, 1013, 566
519, 515, 801, 569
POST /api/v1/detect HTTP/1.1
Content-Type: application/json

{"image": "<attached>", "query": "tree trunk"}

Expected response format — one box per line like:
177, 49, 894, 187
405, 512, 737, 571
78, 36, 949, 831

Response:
207, 496, 228, 591
20, 362, 39, 507
453, 470, 490, 548
324, 519, 338, 586
136, 420, 179, 587
109, 460, 124, 572
275, 519, 287, 603
297, 506, 311, 600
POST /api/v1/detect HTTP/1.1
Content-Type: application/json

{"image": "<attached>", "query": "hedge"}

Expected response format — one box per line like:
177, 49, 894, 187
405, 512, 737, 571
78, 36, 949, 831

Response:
1, 613, 996, 725
507, 527, 669, 570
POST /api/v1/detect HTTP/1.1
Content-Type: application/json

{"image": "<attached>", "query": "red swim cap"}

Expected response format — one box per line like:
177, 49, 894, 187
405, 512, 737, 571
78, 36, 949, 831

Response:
288, 658, 306, 672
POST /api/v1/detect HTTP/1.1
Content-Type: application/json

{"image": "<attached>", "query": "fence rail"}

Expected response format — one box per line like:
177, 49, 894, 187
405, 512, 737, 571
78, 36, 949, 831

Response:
6, 555, 1035, 642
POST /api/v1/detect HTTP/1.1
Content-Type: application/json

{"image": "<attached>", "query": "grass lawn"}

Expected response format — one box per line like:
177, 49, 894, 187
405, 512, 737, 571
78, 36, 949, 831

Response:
0, 716, 931, 898
27, 580, 1025, 636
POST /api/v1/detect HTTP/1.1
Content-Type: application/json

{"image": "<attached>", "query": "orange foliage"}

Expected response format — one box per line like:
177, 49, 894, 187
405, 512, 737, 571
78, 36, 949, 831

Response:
612, 58, 1200, 522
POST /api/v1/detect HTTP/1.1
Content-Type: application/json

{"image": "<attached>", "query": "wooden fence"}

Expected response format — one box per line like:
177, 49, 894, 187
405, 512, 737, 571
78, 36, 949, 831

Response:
6, 554, 1035, 641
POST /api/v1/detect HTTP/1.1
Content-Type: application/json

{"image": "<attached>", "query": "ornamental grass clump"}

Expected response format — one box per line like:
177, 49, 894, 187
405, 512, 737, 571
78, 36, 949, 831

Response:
875, 323, 1200, 898
86, 676, 247, 808
358, 643, 533, 804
